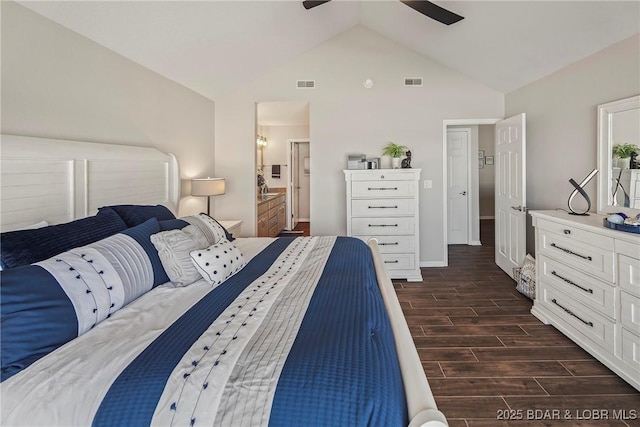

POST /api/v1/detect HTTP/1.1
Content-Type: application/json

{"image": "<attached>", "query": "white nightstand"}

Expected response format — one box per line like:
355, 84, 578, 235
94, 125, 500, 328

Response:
218, 220, 242, 237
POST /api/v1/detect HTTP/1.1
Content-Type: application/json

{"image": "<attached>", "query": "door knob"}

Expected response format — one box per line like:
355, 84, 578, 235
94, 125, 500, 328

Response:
460, 191, 466, 195
511, 205, 526, 212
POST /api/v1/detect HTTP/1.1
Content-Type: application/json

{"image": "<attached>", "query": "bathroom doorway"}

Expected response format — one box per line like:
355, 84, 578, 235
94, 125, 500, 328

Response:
288, 139, 310, 232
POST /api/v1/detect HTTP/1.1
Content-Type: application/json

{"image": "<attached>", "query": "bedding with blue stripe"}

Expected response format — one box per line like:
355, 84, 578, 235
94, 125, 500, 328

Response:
1, 236, 407, 427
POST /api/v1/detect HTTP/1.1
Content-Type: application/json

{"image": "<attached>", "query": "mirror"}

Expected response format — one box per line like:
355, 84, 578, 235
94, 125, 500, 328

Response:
597, 94, 640, 215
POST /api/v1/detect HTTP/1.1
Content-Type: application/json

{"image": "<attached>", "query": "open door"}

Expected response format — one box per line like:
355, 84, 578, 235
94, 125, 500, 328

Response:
447, 129, 470, 244
495, 113, 526, 278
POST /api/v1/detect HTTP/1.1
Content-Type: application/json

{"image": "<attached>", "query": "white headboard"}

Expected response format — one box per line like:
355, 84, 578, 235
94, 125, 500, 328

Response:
1, 134, 179, 232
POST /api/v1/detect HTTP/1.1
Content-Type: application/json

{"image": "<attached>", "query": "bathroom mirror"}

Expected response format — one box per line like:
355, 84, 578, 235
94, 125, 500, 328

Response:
597, 94, 640, 216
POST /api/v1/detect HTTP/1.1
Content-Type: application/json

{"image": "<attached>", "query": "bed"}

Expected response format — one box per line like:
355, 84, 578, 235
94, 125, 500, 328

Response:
0, 135, 447, 427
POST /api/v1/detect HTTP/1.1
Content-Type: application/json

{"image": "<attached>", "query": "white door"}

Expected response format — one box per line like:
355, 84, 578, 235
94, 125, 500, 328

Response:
447, 129, 469, 244
495, 113, 526, 278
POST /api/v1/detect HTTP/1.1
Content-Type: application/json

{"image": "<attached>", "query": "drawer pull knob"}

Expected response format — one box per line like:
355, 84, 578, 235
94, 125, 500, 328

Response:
379, 242, 399, 246
563, 229, 571, 235
367, 187, 398, 191
551, 298, 594, 328
551, 271, 593, 294
550, 243, 592, 261
368, 205, 398, 209
368, 224, 398, 227
384, 260, 399, 264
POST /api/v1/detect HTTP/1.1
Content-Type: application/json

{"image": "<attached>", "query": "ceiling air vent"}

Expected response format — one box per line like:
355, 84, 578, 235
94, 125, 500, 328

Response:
296, 80, 315, 89
404, 77, 423, 87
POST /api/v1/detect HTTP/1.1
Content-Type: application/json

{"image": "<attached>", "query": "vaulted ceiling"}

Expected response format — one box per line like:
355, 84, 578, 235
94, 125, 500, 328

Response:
18, 1, 640, 100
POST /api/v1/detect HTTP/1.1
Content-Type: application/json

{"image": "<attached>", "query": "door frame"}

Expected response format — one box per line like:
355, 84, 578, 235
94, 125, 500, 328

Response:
440, 119, 501, 266
286, 138, 310, 230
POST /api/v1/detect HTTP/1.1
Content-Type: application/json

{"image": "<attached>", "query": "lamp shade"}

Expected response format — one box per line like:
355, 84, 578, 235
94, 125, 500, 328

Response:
191, 178, 226, 196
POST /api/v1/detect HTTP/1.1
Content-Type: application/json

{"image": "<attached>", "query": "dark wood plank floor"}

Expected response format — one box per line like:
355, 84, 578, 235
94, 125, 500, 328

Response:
292, 221, 310, 236
395, 220, 640, 427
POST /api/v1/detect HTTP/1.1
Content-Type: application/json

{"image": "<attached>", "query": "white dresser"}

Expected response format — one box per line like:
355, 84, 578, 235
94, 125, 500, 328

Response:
344, 169, 422, 281
530, 210, 640, 391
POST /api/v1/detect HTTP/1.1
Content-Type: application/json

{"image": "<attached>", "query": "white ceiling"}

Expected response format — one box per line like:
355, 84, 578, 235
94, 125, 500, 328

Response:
19, 0, 640, 100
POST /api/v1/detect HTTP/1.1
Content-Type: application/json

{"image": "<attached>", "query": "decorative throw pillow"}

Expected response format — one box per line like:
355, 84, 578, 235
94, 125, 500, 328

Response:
0, 207, 127, 269
150, 225, 210, 287
99, 204, 176, 227
0, 217, 167, 382
190, 239, 245, 287
181, 213, 228, 245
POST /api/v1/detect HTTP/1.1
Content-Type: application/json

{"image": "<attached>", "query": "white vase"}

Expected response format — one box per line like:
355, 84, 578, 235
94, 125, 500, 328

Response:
391, 157, 401, 169
619, 157, 631, 169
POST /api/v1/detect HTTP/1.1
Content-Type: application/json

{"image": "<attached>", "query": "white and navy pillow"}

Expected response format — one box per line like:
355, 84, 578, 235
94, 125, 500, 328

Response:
182, 214, 228, 245
0, 217, 168, 382
150, 225, 209, 287
190, 239, 245, 287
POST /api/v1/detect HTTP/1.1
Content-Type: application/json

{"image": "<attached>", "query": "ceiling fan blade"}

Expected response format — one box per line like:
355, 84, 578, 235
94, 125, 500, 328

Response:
303, 0, 332, 10
400, 1, 464, 25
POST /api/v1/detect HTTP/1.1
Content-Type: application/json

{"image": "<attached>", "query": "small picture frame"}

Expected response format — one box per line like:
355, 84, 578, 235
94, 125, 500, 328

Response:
479, 159, 484, 169
478, 150, 485, 159
485, 156, 494, 165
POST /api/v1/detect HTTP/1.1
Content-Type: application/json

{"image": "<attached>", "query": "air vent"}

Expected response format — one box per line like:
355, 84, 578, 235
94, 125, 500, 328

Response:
296, 80, 315, 89
404, 77, 423, 87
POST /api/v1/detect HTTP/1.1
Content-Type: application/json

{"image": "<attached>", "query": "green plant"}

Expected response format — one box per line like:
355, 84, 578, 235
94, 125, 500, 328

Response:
382, 142, 408, 158
612, 143, 638, 158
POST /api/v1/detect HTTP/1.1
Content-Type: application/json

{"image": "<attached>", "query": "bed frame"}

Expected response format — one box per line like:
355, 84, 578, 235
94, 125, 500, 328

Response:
0, 134, 447, 427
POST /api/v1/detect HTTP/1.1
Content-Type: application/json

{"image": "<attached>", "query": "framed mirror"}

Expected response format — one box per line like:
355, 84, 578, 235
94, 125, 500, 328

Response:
597, 94, 640, 216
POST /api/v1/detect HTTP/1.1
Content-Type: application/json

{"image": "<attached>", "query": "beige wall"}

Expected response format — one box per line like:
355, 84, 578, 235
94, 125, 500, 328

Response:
1, 2, 216, 216
506, 34, 640, 254
215, 26, 504, 265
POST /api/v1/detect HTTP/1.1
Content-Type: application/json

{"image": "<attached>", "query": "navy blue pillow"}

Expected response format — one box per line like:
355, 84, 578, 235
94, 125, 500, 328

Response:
102, 204, 176, 227
158, 218, 189, 231
0, 208, 127, 269
1, 264, 78, 381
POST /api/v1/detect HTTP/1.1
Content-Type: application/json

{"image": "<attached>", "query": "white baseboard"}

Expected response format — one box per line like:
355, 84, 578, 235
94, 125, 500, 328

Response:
297, 218, 310, 222
469, 240, 482, 246
420, 261, 448, 267
480, 216, 495, 220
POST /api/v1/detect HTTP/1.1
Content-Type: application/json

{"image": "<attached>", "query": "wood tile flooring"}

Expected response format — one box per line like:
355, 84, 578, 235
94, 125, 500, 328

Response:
395, 220, 639, 427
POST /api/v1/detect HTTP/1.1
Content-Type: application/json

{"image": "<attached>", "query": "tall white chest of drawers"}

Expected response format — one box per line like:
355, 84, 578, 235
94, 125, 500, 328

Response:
530, 210, 640, 391
344, 169, 422, 281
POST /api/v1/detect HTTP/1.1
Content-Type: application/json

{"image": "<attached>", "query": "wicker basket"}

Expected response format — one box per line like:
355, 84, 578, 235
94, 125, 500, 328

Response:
514, 254, 536, 300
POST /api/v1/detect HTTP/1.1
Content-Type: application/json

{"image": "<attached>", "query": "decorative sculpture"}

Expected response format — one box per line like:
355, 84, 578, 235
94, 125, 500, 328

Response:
401, 150, 412, 168
567, 169, 598, 216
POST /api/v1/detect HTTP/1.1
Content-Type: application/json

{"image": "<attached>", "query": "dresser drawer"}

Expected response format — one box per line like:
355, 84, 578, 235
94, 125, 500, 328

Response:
351, 217, 414, 236
536, 218, 614, 251
380, 253, 415, 270
618, 240, 640, 298
351, 199, 414, 217
621, 291, 640, 331
351, 171, 414, 181
538, 229, 614, 283
351, 181, 414, 198
355, 235, 416, 254
620, 328, 640, 372
538, 254, 615, 318
540, 282, 615, 351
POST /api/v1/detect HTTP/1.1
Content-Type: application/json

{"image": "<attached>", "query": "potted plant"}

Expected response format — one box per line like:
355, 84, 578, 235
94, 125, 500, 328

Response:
613, 143, 638, 169
382, 142, 408, 169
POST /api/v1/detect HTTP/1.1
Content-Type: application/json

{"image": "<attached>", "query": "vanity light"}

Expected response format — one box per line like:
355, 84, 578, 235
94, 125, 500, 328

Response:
256, 135, 268, 148
191, 177, 226, 216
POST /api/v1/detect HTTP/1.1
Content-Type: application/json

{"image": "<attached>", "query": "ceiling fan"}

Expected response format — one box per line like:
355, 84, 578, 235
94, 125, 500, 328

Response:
302, 0, 464, 25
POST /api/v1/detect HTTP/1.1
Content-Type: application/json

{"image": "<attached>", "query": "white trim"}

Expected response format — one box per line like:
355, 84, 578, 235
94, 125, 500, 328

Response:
480, 216, 495, 220
286, 138, 310, 231
469, 240, 482, 246
297, 217, 310, 222
420, 261, 447, 268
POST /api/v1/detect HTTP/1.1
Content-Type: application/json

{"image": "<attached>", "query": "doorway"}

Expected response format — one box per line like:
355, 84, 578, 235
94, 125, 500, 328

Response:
288, 139, 310, 231
442, 119, 500, 265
